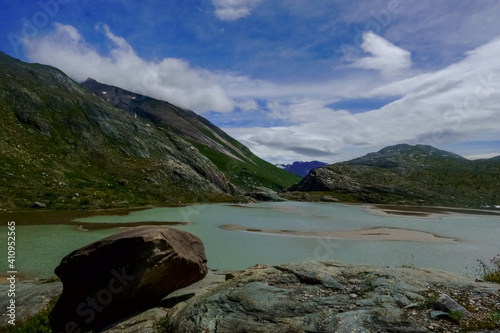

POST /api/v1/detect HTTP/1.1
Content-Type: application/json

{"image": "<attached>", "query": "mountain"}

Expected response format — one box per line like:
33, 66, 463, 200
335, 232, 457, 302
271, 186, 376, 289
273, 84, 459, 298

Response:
290, 144, 500, 208
276, 161, 328, 177
0, 52, 299, 210
80, 78, 300, 191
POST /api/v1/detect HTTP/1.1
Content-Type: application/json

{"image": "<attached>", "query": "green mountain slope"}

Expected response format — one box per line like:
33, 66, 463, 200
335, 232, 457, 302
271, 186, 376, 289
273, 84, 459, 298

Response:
290, 144, 500, 208
81, 79, 301, 192
0, 52, 297, 210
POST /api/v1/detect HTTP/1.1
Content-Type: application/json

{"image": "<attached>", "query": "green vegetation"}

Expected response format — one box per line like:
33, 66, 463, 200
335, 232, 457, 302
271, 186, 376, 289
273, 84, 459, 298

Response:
291, 144, 500, 208
460, 311, 500, 332
449, 309, 465, 322
153, 316, 172, 333
476, 255, 500, 283
0, 52, 297, 211
193, 141, 300, 192
0, 297, 57, 333
418, 293, 439, 309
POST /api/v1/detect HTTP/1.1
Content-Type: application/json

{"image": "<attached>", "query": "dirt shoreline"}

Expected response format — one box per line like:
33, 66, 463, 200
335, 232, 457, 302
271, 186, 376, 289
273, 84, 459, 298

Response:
219, 224, 458, 243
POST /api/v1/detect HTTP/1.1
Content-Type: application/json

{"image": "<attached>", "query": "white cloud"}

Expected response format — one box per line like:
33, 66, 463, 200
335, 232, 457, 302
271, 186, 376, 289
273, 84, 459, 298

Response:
24, 23, 234, 113
350, 32, 412, 77
21, 23, 500, 164
212, 0, 262, 21
235, 99, 258, 111
224, 36, 500, 163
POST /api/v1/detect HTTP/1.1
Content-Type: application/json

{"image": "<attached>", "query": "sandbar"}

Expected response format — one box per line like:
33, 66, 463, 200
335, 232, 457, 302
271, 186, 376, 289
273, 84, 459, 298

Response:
219, 224, 457, 243
365, 205, 500, 218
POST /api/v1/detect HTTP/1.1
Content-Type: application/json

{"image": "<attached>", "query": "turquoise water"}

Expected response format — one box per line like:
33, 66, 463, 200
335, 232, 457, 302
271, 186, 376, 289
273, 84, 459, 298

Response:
1, 202, 499, 279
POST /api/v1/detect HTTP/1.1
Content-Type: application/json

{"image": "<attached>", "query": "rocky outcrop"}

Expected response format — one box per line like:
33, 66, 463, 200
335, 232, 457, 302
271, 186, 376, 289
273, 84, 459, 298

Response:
166, 261, 500, 333
0, 280, 62, 326
289, 144, 500, 208
49, 226, 207, 332
247, 186, 285, 201
3, 261, 500, 332
100, 269, 227, 332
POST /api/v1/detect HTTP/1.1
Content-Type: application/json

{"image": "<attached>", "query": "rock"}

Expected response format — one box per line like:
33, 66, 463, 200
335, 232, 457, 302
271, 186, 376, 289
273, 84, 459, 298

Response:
166, 261, 500, 333
32, 201, 46, 208
99, 307, 168, 333
430, 310, 450, 319
435, 293, 471, 317
247, 186, 284, 201
224, 271, 243, 281
0, 281, 62, 326
49, 226, 207, 332
117, 179, 128, 186
100, 269, 227, 333
321, 195, 339, 202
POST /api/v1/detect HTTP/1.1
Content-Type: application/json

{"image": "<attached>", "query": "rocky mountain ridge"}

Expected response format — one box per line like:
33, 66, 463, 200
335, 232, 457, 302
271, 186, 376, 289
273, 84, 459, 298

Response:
0, 52, 298, 210
290, 144, 500, 208
80, 78, 300, 192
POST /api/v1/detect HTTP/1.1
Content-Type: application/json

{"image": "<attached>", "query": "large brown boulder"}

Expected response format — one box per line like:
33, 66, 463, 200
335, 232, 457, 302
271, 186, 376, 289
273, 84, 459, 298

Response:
49, 226, 207, 332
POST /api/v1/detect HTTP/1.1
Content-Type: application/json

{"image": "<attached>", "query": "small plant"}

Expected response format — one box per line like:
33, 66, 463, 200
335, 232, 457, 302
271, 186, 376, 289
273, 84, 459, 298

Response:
449, 309, 464, 322
418, 293, 439, 309
476, 254, 500, 283
460, 311, 500, 331
153, 315, 171, 332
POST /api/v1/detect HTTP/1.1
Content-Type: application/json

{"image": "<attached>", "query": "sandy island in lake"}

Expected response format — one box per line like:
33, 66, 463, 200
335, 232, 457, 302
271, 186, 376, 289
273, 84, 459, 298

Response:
364, 204, 500, 218
219, 224, 457, 243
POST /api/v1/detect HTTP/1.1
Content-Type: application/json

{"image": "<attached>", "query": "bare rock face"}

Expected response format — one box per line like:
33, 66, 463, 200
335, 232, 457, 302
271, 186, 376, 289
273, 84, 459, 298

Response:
167, 262, 500, 333
49, 226, 207, 333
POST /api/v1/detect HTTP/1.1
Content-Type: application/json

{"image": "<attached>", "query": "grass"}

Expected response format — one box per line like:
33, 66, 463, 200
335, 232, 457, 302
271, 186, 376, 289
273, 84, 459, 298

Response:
460, 311, 500, 332
153, 316, 172, 333
476, 255, 500, 283
418, 293, 439, 309
192, 141, 301, 192
449, 309, 465, 322
0, 297, 58, 333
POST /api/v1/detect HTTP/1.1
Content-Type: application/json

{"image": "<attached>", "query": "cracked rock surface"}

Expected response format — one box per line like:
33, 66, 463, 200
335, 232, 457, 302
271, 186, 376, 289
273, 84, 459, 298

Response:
166, 261, 500, 333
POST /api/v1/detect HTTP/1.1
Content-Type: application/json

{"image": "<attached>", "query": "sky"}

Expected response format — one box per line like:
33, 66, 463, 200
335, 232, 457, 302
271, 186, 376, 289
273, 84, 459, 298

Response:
1, 0, 500, 164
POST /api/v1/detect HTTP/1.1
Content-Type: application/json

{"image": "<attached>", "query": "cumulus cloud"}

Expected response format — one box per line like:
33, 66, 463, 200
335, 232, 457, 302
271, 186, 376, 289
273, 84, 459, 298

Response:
212, 0, 263, 21
350, 32, 412, 77
24, 23, 235, 113
21, 23, 500, 164
224, 36, 500, 163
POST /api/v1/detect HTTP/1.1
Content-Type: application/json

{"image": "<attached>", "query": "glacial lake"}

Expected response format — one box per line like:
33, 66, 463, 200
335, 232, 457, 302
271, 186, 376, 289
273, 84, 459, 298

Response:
1, 202, 499, 279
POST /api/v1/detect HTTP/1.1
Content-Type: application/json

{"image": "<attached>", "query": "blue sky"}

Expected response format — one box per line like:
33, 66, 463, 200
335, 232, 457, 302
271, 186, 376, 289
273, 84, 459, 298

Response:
1, 0, 500, 163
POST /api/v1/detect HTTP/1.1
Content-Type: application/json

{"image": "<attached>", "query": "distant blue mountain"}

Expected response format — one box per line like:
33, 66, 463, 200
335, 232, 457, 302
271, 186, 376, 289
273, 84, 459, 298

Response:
276, 161, 328, 177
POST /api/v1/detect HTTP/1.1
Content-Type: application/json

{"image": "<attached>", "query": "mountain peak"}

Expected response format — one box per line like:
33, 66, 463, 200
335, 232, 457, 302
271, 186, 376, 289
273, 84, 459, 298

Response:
0, 53, 300, 210
289, 143, 500, 208
376, 144, 464, 159
345, 144, 465, 168
276, 161, 328, 177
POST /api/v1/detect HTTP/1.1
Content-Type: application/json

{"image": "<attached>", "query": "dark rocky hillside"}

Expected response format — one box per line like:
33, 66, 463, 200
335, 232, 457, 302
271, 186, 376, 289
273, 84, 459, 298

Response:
81, 78, 300, 192
0, 52, 298, 210
290, 144, 500, 208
